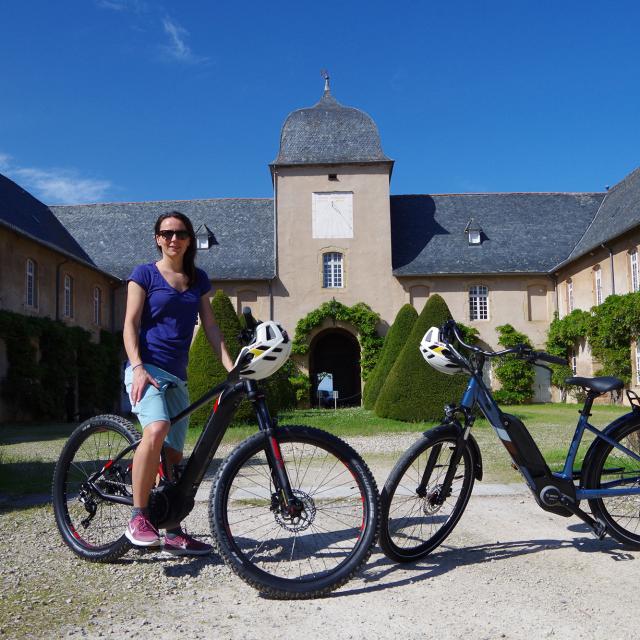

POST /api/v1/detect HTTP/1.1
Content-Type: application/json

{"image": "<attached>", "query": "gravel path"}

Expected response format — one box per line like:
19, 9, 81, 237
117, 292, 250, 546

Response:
2, 433, 639, 639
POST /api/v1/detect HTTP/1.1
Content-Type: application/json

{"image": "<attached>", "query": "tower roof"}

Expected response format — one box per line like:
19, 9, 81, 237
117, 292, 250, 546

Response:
273, 80, 391, 166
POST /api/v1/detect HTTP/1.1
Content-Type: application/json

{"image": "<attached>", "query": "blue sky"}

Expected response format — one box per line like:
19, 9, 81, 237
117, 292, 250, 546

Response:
1, 1, 639, 204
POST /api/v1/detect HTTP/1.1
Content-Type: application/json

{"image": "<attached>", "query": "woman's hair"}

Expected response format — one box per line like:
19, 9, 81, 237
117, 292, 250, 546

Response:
154, 211, 197, 286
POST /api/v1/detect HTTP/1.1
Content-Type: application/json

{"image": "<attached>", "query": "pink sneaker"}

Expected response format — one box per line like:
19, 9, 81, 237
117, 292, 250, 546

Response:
163, 530, 212, 556
125, 513, 161, 547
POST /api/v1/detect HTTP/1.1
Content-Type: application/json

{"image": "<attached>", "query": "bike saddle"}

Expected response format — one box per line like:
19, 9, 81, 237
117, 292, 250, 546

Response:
564, 376, 624, 394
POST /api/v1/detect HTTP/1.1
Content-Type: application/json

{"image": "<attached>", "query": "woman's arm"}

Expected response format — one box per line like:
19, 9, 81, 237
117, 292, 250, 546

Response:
123, 280, 159, 404
198, 295, 234, 372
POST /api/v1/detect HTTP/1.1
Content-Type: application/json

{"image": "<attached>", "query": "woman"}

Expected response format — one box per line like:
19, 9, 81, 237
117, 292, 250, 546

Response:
123, 210, 234, 555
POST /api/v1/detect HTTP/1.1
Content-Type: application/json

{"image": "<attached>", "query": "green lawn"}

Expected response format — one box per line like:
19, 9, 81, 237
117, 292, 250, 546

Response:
0, 402, 630, 496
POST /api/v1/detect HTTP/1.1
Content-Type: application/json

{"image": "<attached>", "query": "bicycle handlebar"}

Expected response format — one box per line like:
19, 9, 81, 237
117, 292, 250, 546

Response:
242, 306, 258, 332
238, 307, 259, 347
442, 319, 566, 366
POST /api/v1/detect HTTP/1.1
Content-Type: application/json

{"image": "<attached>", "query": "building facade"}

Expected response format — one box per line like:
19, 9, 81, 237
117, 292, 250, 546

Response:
2, 80, 639, 411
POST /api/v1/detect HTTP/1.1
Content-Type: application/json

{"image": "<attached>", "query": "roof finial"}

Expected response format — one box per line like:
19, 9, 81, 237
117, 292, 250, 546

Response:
321, 69, 330, 93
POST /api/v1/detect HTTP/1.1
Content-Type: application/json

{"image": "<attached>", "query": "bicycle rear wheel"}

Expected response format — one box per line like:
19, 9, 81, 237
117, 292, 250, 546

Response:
380, 426, 475, 562
584, 420, 640, 548
209, 425, 379, 599
52, 415, 139, 562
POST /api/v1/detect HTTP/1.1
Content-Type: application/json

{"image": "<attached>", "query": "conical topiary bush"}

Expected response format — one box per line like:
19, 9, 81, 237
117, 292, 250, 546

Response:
363, 304, 418, 410
188, 290, 296, 427
187, 290, 244, 427
375, 294, 469, 422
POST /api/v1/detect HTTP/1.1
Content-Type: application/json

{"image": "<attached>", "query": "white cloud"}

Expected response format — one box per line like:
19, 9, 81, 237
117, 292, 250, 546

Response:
96, 0, 146, 12
0, 154, 112, 204
162, 16, 208, 64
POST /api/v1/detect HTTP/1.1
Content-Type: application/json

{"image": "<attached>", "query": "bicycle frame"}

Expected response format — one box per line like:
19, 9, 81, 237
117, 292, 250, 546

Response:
460, 372, 640, 502
87, 375, 299, 530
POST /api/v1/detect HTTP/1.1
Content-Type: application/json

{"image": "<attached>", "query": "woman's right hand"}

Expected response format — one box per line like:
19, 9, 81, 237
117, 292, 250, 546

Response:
129, 366, 160, 406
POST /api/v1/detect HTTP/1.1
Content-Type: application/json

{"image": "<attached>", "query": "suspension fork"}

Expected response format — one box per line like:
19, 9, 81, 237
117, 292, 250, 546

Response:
417, 411, 471, 503
246, 381, 300, 513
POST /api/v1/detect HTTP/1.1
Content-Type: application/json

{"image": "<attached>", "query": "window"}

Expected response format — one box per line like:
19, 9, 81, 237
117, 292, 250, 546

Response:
594, 267, 603, 305
631, 250, 639, 293
323, 252, 344, 288
469, 285, 488, 320
571, 351, 577, 375
93, 287, 102, 326
25, 258, 38, 308
64, 275, 74, 318
567, 280, 574, 313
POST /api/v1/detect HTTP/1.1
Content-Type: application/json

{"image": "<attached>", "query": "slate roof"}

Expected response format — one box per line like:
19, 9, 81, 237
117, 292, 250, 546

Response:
274, 89, 391, 166
390, 192, 605, 276
561, 167, 640, 267
51, 199, 275, 281
0, 172, 98, 269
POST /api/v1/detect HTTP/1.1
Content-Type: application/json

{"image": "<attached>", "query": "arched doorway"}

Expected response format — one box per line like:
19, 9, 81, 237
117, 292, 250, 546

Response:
309, 329, 361, 407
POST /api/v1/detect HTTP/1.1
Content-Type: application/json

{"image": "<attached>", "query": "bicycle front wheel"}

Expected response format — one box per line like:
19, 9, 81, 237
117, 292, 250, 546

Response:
584, 420, 640, 548
380, 427, 475, 562
209, 426, 379, 599
52, 415, 139, 562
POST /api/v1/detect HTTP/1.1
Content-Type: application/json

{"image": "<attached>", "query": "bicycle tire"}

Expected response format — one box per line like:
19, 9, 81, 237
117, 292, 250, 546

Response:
52, 414, 140, 562
209, 425, 379, 599
583, 420, 640, 548
380, 426, 475, 562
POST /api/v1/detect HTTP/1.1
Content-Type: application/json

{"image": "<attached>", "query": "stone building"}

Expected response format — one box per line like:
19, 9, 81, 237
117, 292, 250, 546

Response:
2, 80, 640, 410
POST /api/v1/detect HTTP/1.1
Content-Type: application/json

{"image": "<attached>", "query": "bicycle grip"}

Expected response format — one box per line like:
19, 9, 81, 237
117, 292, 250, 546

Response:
534, 352, 567, 365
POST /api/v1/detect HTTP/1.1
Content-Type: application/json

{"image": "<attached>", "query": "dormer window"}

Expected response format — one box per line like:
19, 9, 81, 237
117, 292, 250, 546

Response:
464, 218, 483, 245
195, 224, 217, 250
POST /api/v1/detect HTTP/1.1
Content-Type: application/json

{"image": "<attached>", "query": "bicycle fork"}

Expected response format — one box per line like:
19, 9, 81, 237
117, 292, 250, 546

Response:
248, 382, 304, 520
417, 420, 470, 505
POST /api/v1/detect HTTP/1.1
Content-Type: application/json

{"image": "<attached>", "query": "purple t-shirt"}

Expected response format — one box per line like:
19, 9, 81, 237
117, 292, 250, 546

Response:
128, 263, 212, 380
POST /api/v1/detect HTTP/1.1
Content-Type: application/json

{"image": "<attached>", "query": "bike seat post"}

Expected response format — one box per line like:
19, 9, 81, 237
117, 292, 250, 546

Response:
580, 392, 597, 418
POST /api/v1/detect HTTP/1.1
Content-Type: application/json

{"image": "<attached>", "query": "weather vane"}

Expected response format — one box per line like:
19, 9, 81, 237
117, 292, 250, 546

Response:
321, 69, 330, 92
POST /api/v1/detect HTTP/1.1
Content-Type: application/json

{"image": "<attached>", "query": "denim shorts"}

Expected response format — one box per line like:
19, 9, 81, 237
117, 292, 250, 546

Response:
124, 363, 190, 452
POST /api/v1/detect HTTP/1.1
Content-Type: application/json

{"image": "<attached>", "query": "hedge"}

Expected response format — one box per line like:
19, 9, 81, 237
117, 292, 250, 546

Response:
0, 310, 121, 421
375, 295, 469, 421
363, 304, 417, 410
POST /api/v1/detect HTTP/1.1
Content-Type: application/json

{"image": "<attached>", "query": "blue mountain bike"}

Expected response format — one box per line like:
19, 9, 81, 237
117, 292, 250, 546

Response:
379, 319, 640, 562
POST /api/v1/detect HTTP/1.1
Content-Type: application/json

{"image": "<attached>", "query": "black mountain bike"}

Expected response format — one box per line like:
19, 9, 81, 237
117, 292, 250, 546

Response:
52, 310, 379, 599
380, 319, 640, 562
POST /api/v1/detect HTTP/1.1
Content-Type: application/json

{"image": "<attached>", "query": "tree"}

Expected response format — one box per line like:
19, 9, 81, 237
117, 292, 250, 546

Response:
493, 324, 535, 405
187, 291, 237, 427
363, 304, 418, 409
188, 290, 295, 427
375, 295, 469, 422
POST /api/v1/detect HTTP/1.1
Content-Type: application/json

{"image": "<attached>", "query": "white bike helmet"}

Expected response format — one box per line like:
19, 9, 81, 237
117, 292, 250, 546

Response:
236, 320, 292, 380
419, 326, 464, 375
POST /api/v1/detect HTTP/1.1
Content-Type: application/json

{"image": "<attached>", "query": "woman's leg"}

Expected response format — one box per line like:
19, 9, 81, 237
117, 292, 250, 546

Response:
163, 446, 183, 481
132, 420, 170, 508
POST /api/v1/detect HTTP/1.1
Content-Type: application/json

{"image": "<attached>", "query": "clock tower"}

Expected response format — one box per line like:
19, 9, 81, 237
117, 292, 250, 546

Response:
270, 78, 404, 339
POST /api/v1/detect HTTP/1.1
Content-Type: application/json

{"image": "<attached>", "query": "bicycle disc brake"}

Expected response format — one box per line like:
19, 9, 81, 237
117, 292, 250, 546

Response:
422, 484, 451, 515
271, 489, 317, 533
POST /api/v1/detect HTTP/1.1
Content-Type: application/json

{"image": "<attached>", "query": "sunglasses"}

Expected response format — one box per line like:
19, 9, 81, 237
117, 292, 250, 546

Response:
157, 229, 190, 241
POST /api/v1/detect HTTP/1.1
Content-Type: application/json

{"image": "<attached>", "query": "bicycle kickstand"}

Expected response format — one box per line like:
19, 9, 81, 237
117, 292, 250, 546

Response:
558, 496, 607, 540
